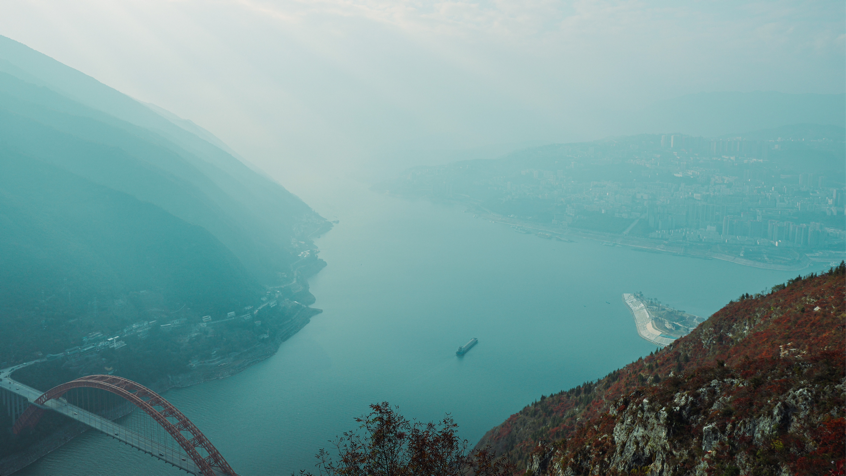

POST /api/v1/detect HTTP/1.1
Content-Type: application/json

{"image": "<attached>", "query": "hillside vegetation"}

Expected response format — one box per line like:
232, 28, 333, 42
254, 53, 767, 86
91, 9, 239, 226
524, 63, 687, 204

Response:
477, 264, 845, 476
0, 35, 328, 365
0, 35, 331, 465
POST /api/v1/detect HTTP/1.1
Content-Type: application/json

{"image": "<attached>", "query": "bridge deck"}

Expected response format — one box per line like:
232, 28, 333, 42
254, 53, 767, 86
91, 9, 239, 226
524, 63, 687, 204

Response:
0, 363, 223, 475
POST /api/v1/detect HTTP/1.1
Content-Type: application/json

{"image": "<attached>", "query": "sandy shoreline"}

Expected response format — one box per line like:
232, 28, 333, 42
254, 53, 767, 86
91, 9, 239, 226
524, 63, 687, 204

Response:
622, 293, 675, 347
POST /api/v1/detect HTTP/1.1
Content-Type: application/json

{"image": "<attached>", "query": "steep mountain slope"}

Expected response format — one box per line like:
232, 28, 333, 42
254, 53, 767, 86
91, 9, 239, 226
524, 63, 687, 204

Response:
0, 35, 326, 281
0, 37, 328, 366
477, 265, 845, 476
0, 148, 261, 360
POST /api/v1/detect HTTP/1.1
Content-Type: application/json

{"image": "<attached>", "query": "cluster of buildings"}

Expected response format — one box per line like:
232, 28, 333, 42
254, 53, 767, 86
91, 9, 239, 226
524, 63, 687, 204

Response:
396, 132, 846, 257
51, 293, 289, 363
56, 331, 127, 361
722, 218, 828, 247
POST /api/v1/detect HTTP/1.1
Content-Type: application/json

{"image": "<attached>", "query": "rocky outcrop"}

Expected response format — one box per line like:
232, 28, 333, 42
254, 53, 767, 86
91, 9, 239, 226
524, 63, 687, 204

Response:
520, 362, 844, 476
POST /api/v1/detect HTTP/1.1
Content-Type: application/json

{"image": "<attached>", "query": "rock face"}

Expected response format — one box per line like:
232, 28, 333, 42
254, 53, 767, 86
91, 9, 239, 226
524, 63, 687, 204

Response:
477, 264, 845, 476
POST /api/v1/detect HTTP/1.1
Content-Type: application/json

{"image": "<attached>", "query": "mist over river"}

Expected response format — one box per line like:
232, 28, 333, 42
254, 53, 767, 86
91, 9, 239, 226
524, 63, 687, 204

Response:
18, 175, 817, 476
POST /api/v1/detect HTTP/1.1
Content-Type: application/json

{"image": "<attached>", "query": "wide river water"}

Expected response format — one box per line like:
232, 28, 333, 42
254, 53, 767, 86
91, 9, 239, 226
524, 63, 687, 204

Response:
18, 176, 821, 475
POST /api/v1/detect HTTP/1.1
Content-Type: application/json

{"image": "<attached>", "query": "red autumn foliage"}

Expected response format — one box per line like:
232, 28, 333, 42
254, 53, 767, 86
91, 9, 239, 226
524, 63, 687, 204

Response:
476, 263, 845, 475
297, 402, 514, 476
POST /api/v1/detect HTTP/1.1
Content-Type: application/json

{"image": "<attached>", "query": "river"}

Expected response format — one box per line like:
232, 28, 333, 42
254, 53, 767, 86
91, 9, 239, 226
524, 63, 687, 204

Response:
17, 175, 818, 475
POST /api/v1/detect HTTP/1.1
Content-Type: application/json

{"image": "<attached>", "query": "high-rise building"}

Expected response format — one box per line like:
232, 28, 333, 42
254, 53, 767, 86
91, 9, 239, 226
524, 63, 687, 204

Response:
799, 173, 815, 188
792, 223, 808, 246
768, 220, 792, 242
809, 223, 823, 247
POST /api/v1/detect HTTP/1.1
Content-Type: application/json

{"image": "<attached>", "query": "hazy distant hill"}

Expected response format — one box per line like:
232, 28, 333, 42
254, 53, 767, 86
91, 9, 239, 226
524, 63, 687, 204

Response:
721, 123, 846, 142
637, 91, 846, 137
0, 35, 325, 282
0, 148, 258, 314
0, 36, 327, 364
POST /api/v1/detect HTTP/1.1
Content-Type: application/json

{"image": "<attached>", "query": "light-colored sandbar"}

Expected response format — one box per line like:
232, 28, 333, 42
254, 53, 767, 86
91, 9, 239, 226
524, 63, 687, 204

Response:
622, 293, 676, 347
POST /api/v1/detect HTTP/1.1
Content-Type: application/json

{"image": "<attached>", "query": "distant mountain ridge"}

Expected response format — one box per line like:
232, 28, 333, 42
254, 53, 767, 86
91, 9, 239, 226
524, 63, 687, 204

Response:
717, 123, 846, 142
0, 35, 325, 281
476, 266, 845, 475
636, 91, 846, 138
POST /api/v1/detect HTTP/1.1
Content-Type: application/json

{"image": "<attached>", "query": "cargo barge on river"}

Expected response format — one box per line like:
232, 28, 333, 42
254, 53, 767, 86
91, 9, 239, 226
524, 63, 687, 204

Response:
456, 338, 478, 356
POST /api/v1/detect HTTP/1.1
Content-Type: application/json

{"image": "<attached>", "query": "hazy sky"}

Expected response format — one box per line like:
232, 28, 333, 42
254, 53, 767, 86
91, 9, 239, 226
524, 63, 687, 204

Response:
1, 0, 843, 176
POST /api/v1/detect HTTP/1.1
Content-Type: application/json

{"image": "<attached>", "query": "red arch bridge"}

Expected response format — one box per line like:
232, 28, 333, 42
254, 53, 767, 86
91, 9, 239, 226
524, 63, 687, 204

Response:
8, 374, 237, 476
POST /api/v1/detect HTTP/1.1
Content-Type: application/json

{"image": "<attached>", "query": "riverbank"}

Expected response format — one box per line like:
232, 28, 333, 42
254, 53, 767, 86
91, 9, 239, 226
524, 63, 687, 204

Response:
0, 304, 321, 476
152, 306, 320, 392
2, 238, 329, 474
377, 188, 815, 272
467, 207, 813, 272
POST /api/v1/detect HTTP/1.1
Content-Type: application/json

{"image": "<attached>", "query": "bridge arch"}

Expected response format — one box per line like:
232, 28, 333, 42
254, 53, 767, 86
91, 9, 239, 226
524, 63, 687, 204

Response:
14, 375, 236, 476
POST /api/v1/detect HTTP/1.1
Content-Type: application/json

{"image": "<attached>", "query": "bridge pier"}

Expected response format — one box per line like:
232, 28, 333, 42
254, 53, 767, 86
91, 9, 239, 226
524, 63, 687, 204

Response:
1, 386, 30, 423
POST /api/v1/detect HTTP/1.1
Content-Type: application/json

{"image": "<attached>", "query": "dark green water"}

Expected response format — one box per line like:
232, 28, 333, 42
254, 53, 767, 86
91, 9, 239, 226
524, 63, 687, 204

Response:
18, 177, 813, 475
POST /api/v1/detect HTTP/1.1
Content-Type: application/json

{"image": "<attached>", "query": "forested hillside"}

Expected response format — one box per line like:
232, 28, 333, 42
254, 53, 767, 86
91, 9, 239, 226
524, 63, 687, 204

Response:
477, 264, 845, 476
0, 35, 328, 366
